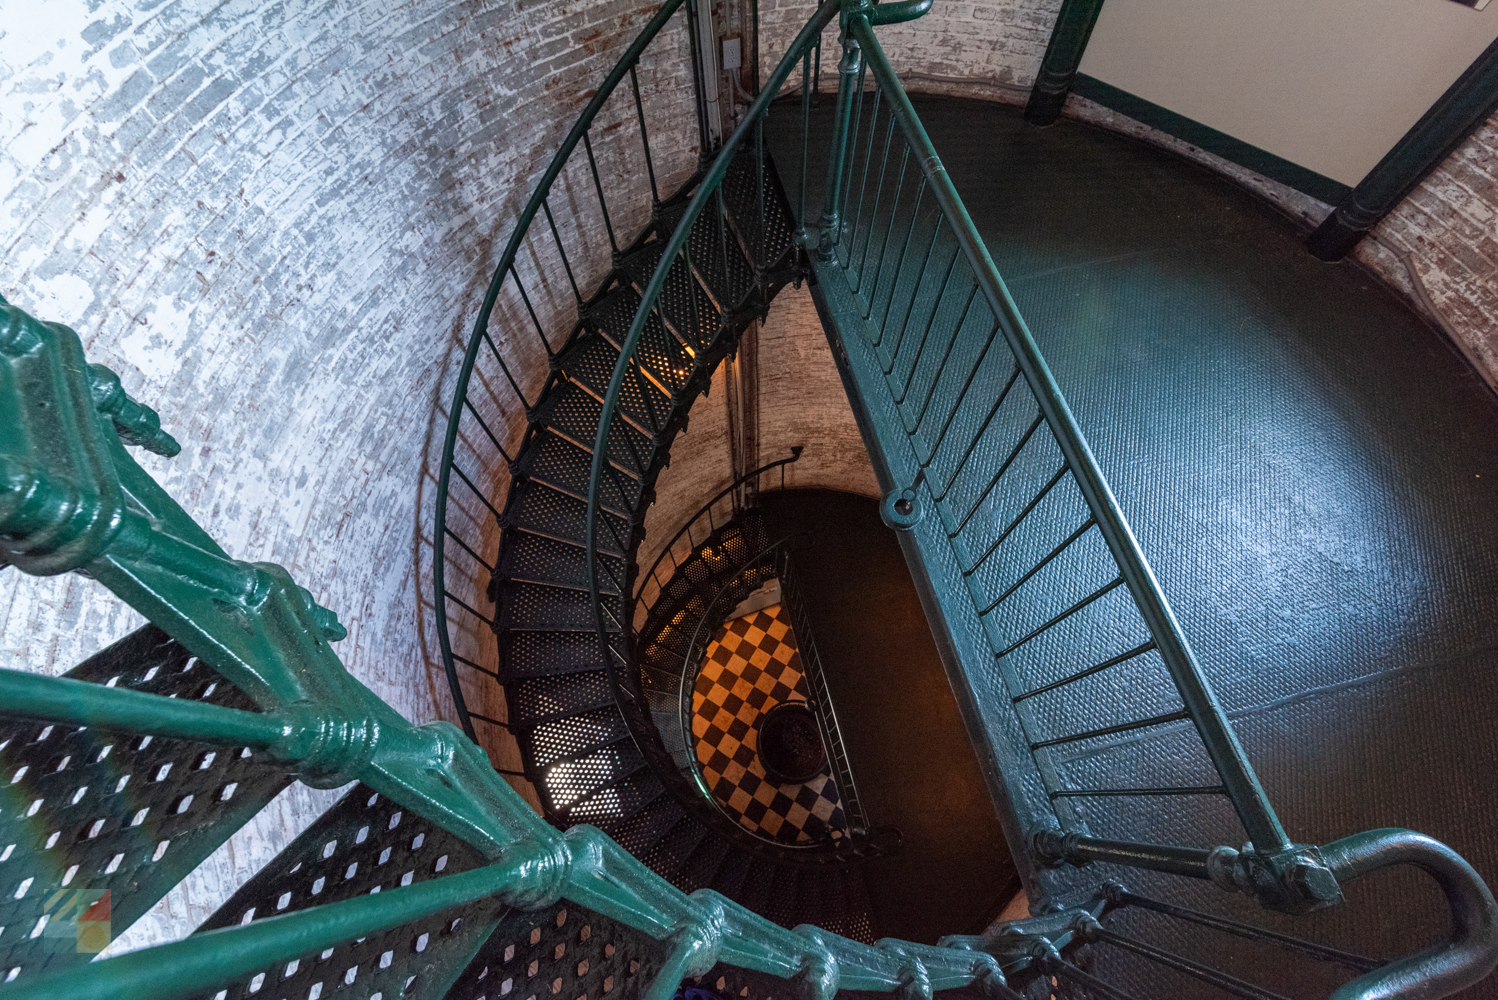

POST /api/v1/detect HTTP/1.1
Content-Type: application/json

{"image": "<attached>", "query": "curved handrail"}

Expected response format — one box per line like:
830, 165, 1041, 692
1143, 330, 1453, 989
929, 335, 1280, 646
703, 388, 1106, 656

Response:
585, 0, 841, 714
434, 0, 695, 739
671, 532, 831, 847
633, 449, 802, 605
1323, 829, 1498, 1000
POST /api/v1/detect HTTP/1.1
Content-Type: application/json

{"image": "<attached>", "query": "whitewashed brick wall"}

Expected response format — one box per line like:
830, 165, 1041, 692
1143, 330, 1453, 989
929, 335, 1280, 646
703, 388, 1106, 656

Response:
1357, 118, 1498, 387
0, 0, 699, 950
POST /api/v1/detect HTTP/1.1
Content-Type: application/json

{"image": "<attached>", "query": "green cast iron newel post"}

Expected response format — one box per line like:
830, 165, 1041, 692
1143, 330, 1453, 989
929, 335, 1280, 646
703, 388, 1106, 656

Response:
815, 8, 864, 261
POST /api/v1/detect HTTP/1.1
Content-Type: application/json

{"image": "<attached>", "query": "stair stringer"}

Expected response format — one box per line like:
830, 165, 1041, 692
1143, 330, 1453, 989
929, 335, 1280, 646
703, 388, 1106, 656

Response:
807, 257, 1066, 903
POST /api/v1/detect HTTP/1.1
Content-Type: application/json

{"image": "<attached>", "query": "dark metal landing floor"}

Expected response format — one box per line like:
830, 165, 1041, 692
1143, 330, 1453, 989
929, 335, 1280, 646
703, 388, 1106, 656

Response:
767, 94, 1498, 986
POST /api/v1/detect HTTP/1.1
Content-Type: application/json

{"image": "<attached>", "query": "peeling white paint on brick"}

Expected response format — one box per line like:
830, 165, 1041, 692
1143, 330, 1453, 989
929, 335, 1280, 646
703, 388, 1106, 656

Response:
5, 0, 1494, 955
0, 0, 697, 946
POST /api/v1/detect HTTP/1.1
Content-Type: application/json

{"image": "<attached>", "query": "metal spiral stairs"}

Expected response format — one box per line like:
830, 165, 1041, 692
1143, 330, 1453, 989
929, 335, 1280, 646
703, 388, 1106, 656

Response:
631, 509, 776, 778
2, 0, 1498, 999
476, 145, 880, 939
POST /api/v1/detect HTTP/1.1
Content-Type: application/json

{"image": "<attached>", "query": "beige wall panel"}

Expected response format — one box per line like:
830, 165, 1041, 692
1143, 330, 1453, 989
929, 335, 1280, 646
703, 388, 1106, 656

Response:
1079, 0, 1498, 185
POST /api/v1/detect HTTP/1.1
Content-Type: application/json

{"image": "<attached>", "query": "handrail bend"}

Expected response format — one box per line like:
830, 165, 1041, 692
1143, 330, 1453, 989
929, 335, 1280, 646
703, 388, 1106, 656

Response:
1322, 829, 1498, 1000
434, 0, 694, 739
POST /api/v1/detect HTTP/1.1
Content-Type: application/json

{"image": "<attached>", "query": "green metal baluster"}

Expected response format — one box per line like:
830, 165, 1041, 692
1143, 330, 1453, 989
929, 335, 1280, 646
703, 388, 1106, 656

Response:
815, 18, 862, 262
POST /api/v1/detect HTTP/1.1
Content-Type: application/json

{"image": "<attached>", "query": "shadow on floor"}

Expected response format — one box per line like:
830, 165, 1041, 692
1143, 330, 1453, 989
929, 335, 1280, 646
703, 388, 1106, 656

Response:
760, 489, 1020, 944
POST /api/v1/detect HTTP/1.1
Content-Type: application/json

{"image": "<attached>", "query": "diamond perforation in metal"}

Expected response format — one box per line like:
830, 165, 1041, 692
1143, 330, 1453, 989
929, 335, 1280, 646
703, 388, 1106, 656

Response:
0, 625, 291, 982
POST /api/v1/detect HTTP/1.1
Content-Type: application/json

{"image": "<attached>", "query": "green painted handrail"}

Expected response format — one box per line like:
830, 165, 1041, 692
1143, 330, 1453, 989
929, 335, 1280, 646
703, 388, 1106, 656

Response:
846, 12, 1292, 857
3, 183, 1026, 1000
433, 0, 696, 741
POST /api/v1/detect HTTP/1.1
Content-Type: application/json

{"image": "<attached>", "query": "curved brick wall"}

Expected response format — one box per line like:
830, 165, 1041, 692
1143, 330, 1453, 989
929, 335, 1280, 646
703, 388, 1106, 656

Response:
1357, 116, 1498, 388
636, 285, 881, 621
4, 0, 1494, 959
0, 0, 700, 950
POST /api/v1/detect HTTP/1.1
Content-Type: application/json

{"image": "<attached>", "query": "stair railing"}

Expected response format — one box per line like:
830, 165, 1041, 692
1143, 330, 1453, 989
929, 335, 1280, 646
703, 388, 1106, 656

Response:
633, 450, 802, 629
796, 4, 1498, 997
433, 0, 712, 742
773, 545, 871, 841
583, 0, 841, 752
673, 535, 805, 820
819, 0, 1293, 884
666, 530, 882, 856
2, 284, 1022, 1000
6, 0, 1496, 993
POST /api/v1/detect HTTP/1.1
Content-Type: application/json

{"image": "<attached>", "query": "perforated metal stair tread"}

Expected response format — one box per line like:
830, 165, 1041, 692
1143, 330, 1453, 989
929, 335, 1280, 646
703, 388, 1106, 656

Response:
684, 199, 757, 317
557, 329, 668, 432
502, 573, 623, 599
617, 227, 725, 353
501, 630, 616, 680
505, 524, 625, 562
0, 625, 292, 984
585, 285, 694, 399
442, 898, 664, 1000
518, 698, 627, 737
516, 431, 637, 515
502, 481, 630, 556
499, 580, 626, 631
512, 671, 617, 727
525, 708, 633, 769
195, 783, 493, 1000
538, 387, 652, 479
549, 744, 649, 822
706, 848, 755, 902
596, 787, 680, 859
643, 813, 710, 888
566, 765, 664, 826
683, 835, 734, 895
720, 140, 797, 274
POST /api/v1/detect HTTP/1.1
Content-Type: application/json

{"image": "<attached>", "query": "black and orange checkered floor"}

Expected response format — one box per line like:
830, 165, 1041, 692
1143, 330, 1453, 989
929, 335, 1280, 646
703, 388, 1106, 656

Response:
691, 604, 849, 844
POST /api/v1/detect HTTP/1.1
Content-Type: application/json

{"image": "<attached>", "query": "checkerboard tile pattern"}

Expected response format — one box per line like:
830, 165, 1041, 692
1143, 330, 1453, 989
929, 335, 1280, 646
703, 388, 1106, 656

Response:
692, 605, 849, 844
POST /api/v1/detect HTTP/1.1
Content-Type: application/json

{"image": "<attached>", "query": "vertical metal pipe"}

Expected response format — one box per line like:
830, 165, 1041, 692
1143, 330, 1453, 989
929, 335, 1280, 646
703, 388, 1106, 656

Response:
816, 29, 863, 260
684, 0, 713, 160
751, 0, 760, 96
1024, 0, 1107, 126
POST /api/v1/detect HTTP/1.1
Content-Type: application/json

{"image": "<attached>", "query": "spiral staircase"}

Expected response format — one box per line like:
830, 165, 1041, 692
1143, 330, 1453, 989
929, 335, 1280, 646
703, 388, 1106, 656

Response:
2, 1, 1497, 1000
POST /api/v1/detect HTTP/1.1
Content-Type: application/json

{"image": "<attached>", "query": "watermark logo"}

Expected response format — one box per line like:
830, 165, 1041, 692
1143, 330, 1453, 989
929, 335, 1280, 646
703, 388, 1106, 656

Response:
40, 887, 111, 953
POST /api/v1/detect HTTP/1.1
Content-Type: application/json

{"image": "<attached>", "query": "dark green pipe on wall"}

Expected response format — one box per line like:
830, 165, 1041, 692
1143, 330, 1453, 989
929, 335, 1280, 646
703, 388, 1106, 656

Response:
1025, 0, 1107, 125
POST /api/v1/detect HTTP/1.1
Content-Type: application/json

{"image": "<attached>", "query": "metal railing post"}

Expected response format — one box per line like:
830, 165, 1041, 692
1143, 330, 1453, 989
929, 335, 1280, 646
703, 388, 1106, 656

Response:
815, 16, 863, 261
